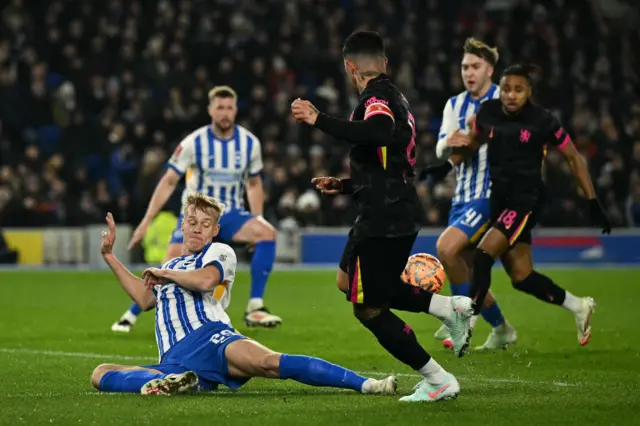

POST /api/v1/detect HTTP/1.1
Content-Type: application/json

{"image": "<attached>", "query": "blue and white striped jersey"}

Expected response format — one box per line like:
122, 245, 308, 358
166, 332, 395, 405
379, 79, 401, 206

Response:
153, 242, 237, 360
167, 125, 262, 212
435, 85, 499, 203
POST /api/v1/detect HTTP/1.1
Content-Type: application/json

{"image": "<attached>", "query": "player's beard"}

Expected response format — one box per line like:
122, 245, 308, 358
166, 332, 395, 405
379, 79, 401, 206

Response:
214, 120, 234, 134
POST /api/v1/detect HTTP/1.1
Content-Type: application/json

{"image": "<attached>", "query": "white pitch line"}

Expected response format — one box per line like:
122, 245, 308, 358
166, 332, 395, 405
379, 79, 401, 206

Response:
0, 347, 578, 388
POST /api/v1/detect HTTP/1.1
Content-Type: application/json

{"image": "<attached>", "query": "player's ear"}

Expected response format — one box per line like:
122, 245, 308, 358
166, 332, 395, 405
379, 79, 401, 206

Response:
488, 66, 494, 78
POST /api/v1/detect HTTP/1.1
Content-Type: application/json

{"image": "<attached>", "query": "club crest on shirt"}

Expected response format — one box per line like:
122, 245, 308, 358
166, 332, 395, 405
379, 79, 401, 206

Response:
219, 254, 227, 262
520, 129, 531, 143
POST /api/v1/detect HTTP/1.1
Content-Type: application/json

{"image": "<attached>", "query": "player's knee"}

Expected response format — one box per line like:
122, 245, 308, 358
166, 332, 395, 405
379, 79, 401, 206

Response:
436, 237, 460, 263
253, 220, 277, 242
353, 304, 385, 322
507, 262, 532, 283
90, 364, 113, 389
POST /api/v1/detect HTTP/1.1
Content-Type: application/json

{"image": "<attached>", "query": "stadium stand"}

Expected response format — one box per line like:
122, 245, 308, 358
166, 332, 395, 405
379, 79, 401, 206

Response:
1, 0, 639, 231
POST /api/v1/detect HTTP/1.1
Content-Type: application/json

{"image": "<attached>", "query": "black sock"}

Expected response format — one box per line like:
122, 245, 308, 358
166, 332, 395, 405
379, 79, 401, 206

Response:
469, 249, 495, 314
512, 270, 567, 305
358, 309, 431, 370
389, 280, 435, 313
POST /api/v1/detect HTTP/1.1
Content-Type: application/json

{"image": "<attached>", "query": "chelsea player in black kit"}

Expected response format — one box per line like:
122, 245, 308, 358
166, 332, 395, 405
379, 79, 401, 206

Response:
426, 64, 611, 347
291, 31, 474, 402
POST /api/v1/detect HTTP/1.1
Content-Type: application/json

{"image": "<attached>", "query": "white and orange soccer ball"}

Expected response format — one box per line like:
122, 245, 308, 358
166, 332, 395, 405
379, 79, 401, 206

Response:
401, 253, 446, 294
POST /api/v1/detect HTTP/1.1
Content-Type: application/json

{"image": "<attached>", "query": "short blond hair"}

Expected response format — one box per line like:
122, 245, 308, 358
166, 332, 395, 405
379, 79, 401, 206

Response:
463, 38, 499, 67
184, 193, 225, 222
208, 85, 237, 103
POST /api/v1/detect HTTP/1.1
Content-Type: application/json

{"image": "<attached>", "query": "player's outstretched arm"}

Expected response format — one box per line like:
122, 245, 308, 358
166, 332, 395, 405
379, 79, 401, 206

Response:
291, 98, 393, 145
246, 175, 265, 216
553, 137, 612, 234
128, 168, 181, 249
101, 213, 156, 310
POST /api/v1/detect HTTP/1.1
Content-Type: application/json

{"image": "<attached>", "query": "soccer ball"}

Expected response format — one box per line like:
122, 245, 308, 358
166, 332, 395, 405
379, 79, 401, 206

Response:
401, 253, 445, 293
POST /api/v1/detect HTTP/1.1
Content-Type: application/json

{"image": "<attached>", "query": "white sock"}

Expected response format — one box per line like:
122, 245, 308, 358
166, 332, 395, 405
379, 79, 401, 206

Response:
562, 291, 582, 313
123, 311, 138, 324
428, 294, 452, 319
247, 298, 264, 312
418, 358, 447, 384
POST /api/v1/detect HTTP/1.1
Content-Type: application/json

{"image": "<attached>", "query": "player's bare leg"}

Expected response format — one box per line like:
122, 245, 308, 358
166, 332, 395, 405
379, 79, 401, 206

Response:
502, 243, 595, 346
224, 338, 397, 394
91, 364, 198, 395
110, 243, 183, 333
435, 227, 511, 349
232, 217, 282, 328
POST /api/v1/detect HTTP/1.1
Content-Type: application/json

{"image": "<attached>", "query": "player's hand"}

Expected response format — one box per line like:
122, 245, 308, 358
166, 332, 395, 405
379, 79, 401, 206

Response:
588, 199, 612, 234
142, 267, 169, 289
466, 115, 476, 130
311, 177, 342, 195
447, 130, 471, 148
100, 212, 116, 254
128, 218, 150, 250
418, 161, 454, 183
291, 98, 320, 126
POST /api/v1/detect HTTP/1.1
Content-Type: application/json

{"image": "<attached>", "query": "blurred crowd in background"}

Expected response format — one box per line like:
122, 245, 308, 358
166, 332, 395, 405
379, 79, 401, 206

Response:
1, 0, 639, 231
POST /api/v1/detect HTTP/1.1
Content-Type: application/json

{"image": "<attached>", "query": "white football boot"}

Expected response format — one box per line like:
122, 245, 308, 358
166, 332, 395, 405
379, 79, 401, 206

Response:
140, 372, 199, 395
574, 297, 596, 346
475, 322, 518, 351
362, 376, 398, 395
399, 373, 460, 402
441, 296, 474, 357
111, 310, 138, 333
244, 308, 283, 328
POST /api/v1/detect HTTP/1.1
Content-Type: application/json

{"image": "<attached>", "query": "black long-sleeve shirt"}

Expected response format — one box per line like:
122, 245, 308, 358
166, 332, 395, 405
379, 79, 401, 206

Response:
312, 74, 424, 238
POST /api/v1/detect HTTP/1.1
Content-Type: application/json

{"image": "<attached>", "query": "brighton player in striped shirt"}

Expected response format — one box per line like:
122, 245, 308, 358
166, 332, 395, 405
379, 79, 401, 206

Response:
426, 39, 517, 350
92, 193, 397, 396
111, 86, 281, 332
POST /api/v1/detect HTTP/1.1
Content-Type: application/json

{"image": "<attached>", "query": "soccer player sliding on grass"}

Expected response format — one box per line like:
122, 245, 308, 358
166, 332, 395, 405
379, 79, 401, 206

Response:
91, 193, 397, 396
423, 64, 611, 347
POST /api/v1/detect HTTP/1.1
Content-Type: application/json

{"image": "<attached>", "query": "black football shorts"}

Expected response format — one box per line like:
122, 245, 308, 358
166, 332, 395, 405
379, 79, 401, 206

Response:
339, 230, 417, 306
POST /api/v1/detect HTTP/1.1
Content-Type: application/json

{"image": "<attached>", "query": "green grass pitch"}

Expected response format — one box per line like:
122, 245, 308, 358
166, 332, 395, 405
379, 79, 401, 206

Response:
1, 268, 639, 425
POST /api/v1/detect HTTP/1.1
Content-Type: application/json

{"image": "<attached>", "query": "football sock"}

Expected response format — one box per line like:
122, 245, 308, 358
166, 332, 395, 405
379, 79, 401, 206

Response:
388, 280, 434, 313
426, 294, 452, 319
417, 358, 447, 384
562, 291, 583, 314
450, 281, 471, 297
99, 370, 166, 393
129, 303, 142, 317
250, 241, 276, 300
279, 354, 367, 392
469, 249, 495, 314
358, 309, 431, 370
512, 270, 566, 306
452, 281, 504, 327
480, 299, 506, 327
